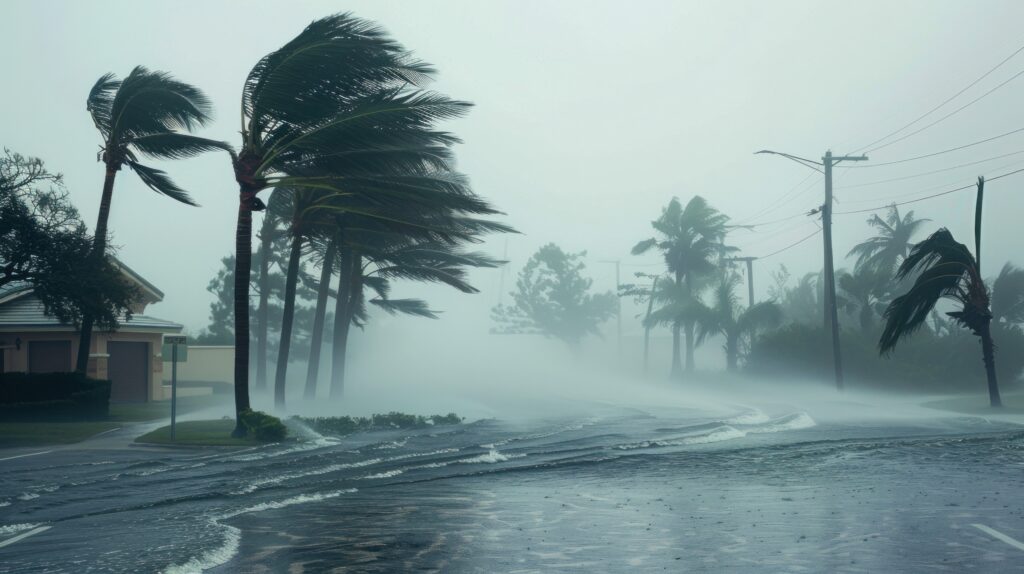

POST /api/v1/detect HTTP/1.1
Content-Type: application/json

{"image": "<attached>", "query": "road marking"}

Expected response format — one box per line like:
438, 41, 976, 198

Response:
0, 450, 53, 462
972, 523, 1024, 552
0, 526, 51, 548
90, 427, 121, 438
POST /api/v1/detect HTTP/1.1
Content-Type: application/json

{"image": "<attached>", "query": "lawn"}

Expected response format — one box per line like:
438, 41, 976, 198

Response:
108, 395, 232, 422
923, 393, 1024, 415
134, 419, 260, 447
0, 421, 121, 447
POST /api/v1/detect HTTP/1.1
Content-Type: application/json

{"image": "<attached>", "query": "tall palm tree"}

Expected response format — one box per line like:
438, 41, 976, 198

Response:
225, 13, 474, 435
633, 196, 733, 378
880, 181, 1001, 406
697, 272, 781, 370
78, 67, 228, 372
303, 235, 338, 400
848, 204, 930, 275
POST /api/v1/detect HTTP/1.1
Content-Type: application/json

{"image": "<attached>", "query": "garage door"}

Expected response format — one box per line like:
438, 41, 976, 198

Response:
29, 340, 72, 373
108, 342, 149, 402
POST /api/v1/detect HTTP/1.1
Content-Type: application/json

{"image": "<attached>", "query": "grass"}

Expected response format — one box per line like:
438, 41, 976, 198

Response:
923, 393, 1024, 415
108, 395, 232, 422
134, 419, 261, 447
0, 421, 121, 447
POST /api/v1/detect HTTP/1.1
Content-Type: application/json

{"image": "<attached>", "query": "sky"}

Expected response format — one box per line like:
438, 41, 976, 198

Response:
3, 1, 1024, 364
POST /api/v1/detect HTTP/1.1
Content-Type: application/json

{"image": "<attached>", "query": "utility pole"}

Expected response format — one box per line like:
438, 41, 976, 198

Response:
725, 256, 757, 307
601, 260, 622, 359
755, 149, 867, 391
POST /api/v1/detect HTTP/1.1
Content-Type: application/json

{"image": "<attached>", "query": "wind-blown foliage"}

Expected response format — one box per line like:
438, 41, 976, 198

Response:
879, 225, 1002, 406
697, 272, 781, 370
992, 263, 1024, 326
224, 13, 494, 432
848, 205, 929, 275
77, 66, 227, 373
633, 196, 734, 376
492, 243, 615, 351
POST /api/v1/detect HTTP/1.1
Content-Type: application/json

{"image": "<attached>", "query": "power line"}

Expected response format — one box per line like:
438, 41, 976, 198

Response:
851, 42, 1024, 153
756, 228, 822, 260
837, 149, 1024, 189
737, 174, 821, 226
834, 166, 1024, 215
838, 155, 1024, 204
866, 67, 1024, 154
843, 125, 1024, 168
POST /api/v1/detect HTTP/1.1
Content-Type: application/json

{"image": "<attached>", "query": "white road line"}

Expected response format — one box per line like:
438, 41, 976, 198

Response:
90, 427, 121, 438
0, 526, 51, 548
0, 450, 53, 462
972, 523, 1024, 552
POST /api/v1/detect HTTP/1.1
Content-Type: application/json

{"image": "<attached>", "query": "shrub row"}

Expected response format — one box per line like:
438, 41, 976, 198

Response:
294, 411, 464, 436
0, 372, 111, 419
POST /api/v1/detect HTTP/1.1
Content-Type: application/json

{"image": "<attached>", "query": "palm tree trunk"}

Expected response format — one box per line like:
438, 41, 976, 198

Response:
255, 214, 274, 391
726, 333, 738, 371
979, 321, 1002, 407
670, 321, 682, 380
232, 193, 254, 437
684, 321, 696, 372
75, 165, 118, 373
330, 248, 355, 399
304, 239, 336, 400
273, 232, 303, 409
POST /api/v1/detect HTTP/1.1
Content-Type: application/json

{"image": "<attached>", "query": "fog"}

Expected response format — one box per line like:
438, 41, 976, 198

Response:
4, 3, 1024, 571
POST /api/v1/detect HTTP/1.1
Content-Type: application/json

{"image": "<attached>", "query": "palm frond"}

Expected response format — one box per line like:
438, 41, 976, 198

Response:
125, 160, 197, 206
129, 133, 233, 161
370, 297, 438, 319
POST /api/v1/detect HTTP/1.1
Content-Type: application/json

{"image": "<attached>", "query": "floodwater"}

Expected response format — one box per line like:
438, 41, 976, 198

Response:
2, 398, 1024, 573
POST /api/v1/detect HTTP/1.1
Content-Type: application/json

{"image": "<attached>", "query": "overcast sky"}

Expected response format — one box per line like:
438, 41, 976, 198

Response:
3, 0, 1024, 342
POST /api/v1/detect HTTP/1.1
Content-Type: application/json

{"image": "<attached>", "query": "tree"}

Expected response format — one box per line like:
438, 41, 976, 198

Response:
492, 244, 615, 352
0, 151, 136, 333
837, 266, 888, 333
224, 13, 474, 435
632, 196, 733, 377
991, 263, 1024, 327
697, 272, 781, 370
880, 182, 1001, 406
848, 205, 930, 275
78, 67, 228, 372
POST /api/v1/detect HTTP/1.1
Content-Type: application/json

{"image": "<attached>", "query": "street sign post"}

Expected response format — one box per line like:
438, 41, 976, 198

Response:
165, 336, 187, 441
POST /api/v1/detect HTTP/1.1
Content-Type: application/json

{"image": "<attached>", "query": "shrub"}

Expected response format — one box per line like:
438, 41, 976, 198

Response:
0, 372, 111, 419
294, 411, 464, 437
238, 409, 287, 442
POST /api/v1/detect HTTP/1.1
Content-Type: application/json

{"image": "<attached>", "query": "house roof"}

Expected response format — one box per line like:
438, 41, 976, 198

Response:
0, 290, 182, 333
112, 258, 164, 302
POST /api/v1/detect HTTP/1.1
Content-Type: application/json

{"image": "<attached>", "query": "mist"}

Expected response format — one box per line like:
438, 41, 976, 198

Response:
3, 2, 1024, 572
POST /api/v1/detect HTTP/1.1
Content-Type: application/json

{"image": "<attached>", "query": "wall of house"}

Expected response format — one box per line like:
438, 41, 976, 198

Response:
0, 330, 167, 401
164, 346, 234, 388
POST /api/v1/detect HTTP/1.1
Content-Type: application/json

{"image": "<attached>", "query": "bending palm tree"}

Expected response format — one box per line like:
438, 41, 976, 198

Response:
848, 204, 930, 275
880, 180, 1001, 406
633, 196, 733, 378
225, 13, 474, 434
698, 273, 781, 371
78, 67, 227, 372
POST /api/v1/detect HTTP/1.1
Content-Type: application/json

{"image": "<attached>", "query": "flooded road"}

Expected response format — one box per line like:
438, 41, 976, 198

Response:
2, 403, 1023, 573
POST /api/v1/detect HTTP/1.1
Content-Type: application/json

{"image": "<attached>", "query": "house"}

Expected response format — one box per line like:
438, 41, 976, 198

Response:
0, 260, 183, 402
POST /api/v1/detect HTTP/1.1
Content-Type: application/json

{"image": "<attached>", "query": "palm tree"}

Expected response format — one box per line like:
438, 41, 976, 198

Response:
848, 204, 930, 275
303, 236, 338, 400
633, 196, 733, 378
698, 273, 781, 370
837, 266, 887, 333
880, 182, 1001, 406
78, 67, 228, 372
224, 14, 474, 435
329, 235, 502, 397
992, 263, 1024, 327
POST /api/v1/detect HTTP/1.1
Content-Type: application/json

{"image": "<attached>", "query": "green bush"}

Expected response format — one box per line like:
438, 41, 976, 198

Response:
294, 411, 464, 437
239, 409, 287, 442
0, 372, 111, 419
